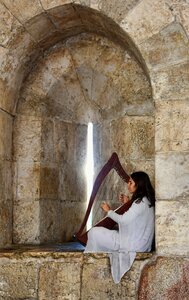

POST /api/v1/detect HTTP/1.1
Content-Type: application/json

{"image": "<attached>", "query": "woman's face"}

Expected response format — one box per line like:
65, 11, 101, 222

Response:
128, 178, 137, 194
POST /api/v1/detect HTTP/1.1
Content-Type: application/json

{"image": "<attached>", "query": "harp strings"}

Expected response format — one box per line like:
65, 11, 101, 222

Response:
90, 169, 116, 227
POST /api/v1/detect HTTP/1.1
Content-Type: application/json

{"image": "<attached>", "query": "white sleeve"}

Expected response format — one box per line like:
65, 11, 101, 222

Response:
107, 201, 146, 225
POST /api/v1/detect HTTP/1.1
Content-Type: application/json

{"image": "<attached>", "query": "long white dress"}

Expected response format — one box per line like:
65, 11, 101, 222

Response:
84, 197, 155, 283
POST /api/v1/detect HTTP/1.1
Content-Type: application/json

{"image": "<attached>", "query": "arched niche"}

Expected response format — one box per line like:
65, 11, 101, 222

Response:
13, 29, 154, 244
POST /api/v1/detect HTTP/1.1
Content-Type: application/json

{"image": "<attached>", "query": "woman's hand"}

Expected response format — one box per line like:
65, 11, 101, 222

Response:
101, 202, 111, 212
119, 193, 130, 204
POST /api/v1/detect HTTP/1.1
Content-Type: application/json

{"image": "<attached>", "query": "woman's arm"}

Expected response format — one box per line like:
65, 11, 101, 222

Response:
107, 201, 146, 225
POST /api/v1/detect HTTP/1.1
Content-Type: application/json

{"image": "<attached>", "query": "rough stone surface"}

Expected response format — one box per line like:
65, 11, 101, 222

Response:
13, 200, 40, 244
0, 110, 12, 160
138, 256, 189, 300
121, 0, 174, 44
140, 22, 189, 69
155, 100, 189, 153
151, 61, 189, 100
155, 152, 189, 200
13, 161, 41, 201
39, 261, 82, 299
156, 200, 189, 255
13, 115, 42, 162
0, 260, 38, 299
111, 116, 154, 160
1, 0, 43, 23
98, 0, 140, 23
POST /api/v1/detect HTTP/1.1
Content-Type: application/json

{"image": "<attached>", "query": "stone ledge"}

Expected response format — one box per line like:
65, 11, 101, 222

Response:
0, 242, 153, 260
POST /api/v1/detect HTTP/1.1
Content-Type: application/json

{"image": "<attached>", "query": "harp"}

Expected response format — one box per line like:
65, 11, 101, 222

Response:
75, 152, 132, 246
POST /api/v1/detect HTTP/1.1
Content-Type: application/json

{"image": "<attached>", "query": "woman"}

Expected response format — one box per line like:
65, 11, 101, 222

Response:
84, 171, 155, 283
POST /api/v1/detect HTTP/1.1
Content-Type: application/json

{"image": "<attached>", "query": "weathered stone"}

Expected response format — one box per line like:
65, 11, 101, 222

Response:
13, 199, 40, 244
151, 61, 189, 100
165, 0, 189, 37
111, 116, 155, 160
138, 257, 189, 300
0, 200, 12, 247
156, 200, 189, 255
41, 0, 75, 10
39, 199, 86, 243
40, 165, 59, 199
82, 254, 152, 300
0, 160, 12, 202
121, 0, 174, 44
47, 4, 83, 31
0, 110, 12, 160
13, 115, 42, 162
13, 161, 40, 201
155, 100, 189, 153
156, 153, 189, 200
39, 198, 62, 243
25, 13, 56, 43
98, 0, 140, 23
0, 2, 22, 47
60, 201, 86, 241
41, 118, 55, 163
0, 261, 38, 298
39, 261, 81, 299
1, 0, 43, 23
140, 22, 189, 69
0, 31, 38, 114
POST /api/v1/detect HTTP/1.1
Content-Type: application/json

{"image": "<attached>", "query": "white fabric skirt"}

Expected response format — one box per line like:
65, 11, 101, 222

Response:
84, 227, 120, 253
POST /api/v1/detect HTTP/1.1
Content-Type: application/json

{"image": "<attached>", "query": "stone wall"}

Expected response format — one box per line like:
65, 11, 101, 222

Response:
0, 0, 189, 299
0, 249, 152, 300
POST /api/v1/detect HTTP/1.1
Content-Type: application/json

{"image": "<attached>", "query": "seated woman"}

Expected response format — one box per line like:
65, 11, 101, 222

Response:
84, 171, 155, 283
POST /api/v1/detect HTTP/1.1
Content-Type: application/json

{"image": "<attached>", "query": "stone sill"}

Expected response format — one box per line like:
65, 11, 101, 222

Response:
0, 242, 153, 260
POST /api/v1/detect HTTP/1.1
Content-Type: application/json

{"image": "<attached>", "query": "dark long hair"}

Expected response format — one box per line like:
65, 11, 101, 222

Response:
130, 171, 155, 207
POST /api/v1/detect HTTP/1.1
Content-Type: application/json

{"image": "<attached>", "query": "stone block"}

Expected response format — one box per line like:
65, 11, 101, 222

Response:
138, 256, 189, 299
40, 165, 59, 199
13, 115, 42, 162
39, 198, 62, 243
111, 116, 155, 160
0, 261, 38, 299
0, 160, 12, 203
60, 201, 86, 242
41, 0, 75, 10
151, 61, 189, 100
46, 4, 83, 31
25, 13, 57, 43
0, 110, 12, 160
0, 2, 22, 47
121, 0, 174, 44
155, 100, 189, 152
156, 200, 189, 255
40, 199, 87, 243
0, 200, 12, 247
155, 153, 189, 200
13, 199, 40, 244
44, 47, 72, 81
39, 261, 81, 300
13, 161, 40, 201
41, 118, 55, 163
54, 120, 76, 163
58, 162, 78, 201
82, 254, 151, 300
1, 0, 43, 23
140, 22, 189, 69
98, 0, 140, 23
0, 33, 37, 114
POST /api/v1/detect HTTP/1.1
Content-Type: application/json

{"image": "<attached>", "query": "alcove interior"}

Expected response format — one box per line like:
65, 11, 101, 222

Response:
13, 24, 154, 245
